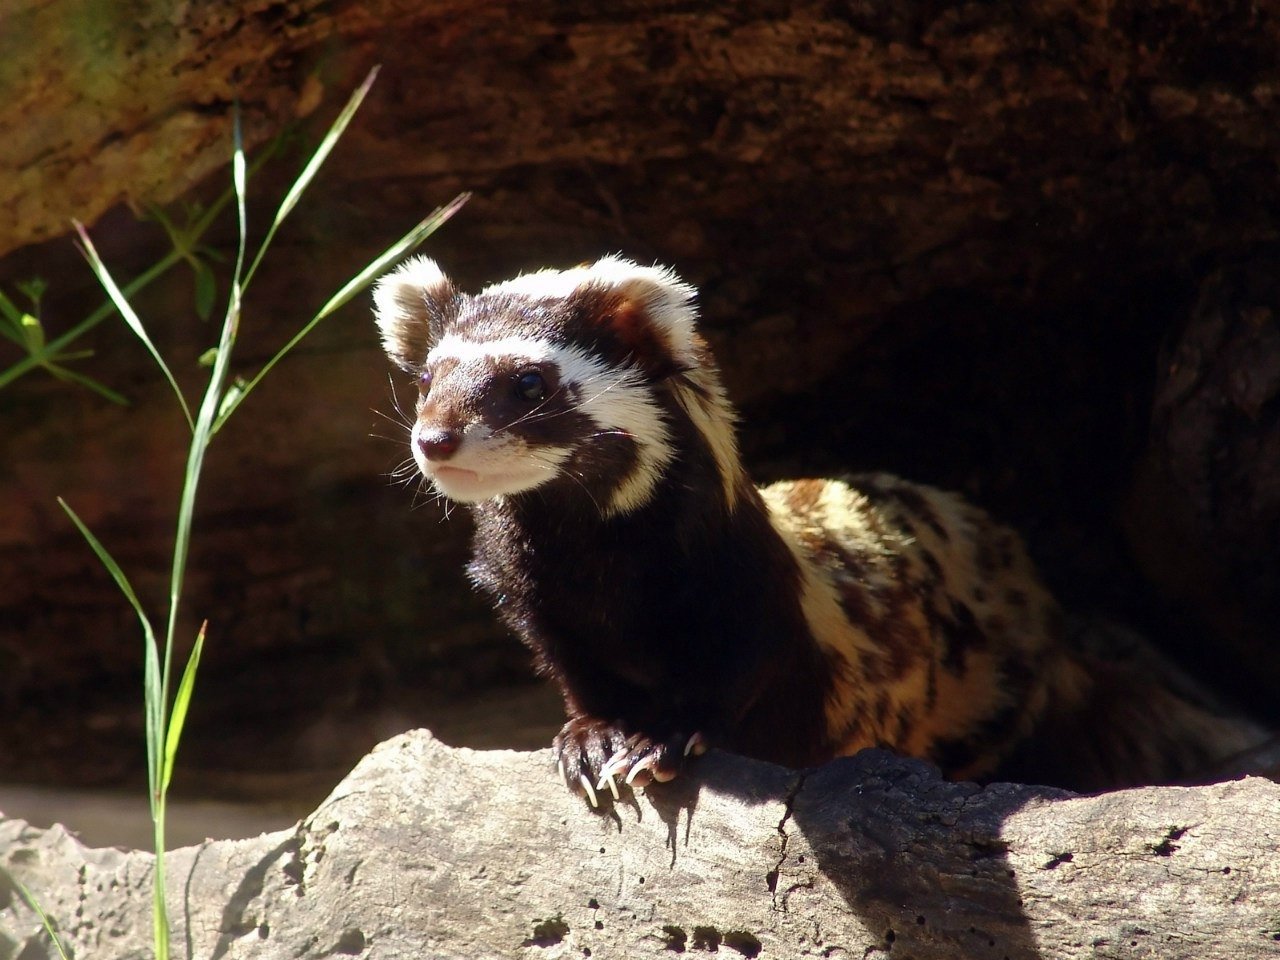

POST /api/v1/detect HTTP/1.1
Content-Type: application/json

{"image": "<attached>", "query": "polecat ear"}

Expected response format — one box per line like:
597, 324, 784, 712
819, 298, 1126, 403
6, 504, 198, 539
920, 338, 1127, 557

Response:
581, 256, 700, 375
372, 256, 460, 372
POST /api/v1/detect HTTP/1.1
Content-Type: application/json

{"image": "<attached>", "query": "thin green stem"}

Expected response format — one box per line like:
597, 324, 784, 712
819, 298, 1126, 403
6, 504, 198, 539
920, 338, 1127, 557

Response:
152, 794, 168, 960
158, 120, 248, 766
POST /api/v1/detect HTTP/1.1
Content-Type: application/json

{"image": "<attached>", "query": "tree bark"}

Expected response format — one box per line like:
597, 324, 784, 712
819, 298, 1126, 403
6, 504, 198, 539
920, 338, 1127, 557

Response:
2, 732, 1278, 960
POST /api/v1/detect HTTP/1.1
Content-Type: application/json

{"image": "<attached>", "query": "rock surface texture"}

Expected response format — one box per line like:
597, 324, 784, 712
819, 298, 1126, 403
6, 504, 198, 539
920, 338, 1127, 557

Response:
2, 730, 1278, 960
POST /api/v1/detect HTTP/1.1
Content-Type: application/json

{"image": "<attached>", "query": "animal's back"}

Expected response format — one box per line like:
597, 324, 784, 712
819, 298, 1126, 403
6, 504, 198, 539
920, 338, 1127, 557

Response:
763, 472, 1266, 789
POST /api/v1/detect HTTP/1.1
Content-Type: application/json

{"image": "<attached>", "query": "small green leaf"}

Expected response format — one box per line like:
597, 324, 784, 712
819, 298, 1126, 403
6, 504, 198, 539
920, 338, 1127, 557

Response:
197, 347, 219, 367
216, 379, 245, 421
161, 621, 206, 794
57, 498, 152, 635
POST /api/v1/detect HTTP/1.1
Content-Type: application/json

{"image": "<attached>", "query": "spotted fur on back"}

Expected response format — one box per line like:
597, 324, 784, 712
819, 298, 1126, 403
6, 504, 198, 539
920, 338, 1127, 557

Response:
374, 255, 1268, 798
762, 475, 1089, 779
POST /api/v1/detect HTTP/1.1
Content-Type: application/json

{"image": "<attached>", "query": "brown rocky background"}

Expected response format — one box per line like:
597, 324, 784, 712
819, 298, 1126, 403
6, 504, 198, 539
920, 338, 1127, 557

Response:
1, 0, 1278, 821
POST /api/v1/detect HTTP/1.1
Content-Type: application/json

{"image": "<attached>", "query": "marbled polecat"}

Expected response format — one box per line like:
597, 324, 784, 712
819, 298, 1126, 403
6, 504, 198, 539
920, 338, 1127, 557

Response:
374, 256, 1266, 803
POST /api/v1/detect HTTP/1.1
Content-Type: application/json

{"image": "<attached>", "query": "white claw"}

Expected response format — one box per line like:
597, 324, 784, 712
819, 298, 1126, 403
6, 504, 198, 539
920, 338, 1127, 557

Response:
625, 754, 657, 785
598, 772, 620, 800
579, 773, 599, 808
598, 747, 631, 783
558, 756, 568, 786
684, 732, 707, 757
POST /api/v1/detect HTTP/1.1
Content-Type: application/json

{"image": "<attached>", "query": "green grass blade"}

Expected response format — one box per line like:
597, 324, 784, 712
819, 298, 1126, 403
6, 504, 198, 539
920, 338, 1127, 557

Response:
212, 191, 470, 432
241, 65, 381, 290
146, 106, 252, 960
73, 221, 194, 431
56, 497, 155, 659
57, 497, 164, 806
313, 192, 470, 323
161, 621, 205, 794
1, 867, 73, 960
150, 790, 170, 958
275, 64, 379, 226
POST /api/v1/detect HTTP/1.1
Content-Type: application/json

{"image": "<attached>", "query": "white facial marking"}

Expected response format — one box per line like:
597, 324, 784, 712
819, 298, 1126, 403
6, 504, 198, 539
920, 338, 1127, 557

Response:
412, 419, 573, 502
563, 358, 674, 516
421, 332, 676, 514
428, 333, 560, 366
480, 256, 700, 368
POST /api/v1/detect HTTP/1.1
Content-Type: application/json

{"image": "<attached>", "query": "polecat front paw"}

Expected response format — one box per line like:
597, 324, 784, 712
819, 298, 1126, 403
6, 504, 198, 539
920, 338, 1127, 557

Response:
554, 717, 628, 806
554, 718, 706, 807
598, 730, 707, 790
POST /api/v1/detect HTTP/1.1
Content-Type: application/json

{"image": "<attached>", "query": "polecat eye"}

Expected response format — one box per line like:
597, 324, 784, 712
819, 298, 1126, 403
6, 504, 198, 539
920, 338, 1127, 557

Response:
515, 370, 547, 401
417, 370, 433, 395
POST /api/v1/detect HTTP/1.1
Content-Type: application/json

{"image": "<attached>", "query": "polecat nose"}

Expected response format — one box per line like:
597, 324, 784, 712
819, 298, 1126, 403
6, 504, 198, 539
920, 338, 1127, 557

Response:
417, 427, 461, 461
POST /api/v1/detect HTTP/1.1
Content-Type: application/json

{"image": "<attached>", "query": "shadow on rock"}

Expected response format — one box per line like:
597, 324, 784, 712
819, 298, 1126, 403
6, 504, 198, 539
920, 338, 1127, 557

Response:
648, 747, 1055, 960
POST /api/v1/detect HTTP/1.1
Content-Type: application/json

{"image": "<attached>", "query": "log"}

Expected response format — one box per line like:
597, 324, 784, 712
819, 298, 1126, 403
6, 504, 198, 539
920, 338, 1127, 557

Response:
2, 731, 1277, 960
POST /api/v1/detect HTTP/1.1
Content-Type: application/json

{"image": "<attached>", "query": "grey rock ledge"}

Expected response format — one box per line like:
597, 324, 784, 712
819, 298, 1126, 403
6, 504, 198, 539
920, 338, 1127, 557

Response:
2, 730, 1278, 959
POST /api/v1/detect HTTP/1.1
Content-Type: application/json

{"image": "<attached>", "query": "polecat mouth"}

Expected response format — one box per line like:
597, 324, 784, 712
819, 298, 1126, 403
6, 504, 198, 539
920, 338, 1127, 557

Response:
426, 462, 549, 502
432, 465, 481, 484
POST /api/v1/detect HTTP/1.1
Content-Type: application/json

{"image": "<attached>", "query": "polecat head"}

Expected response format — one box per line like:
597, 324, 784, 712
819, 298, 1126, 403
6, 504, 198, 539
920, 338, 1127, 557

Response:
373, 256, 742, 516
